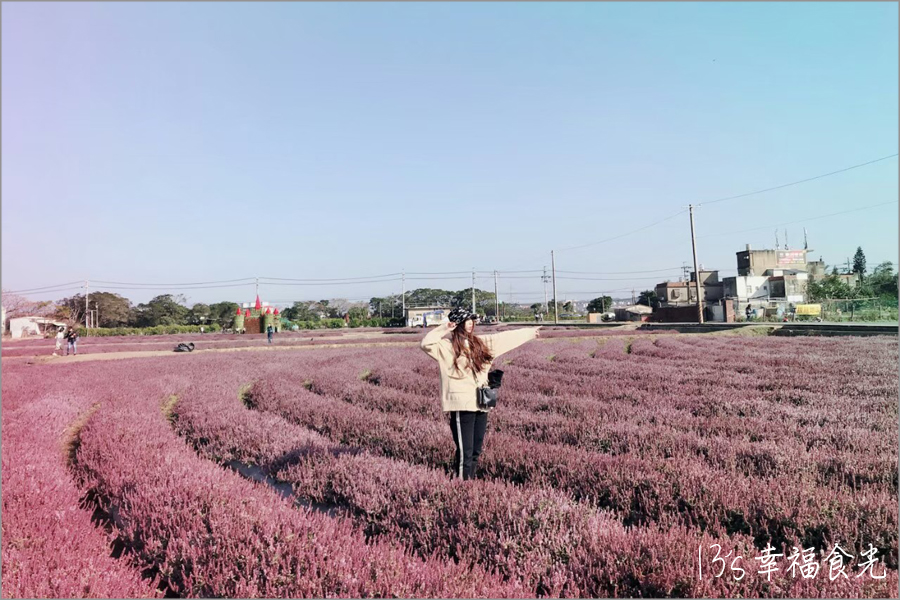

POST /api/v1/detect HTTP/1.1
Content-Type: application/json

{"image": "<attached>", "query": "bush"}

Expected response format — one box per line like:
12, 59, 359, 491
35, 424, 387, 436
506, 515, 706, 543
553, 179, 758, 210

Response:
78, 324, 221, 337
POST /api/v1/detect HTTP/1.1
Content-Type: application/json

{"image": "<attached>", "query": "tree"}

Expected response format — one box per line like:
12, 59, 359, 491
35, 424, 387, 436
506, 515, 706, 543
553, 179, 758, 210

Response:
862, 261, 898, 300
853, 247, 867, 281
187, 303, 211, 325
347, 306, 369, 320
562, 301, 574, 314
313, 299, 342, 319
89, 292, 133, 327
208, 302, 240, 328
530, 303, 544, 315
806, 275, 856, 302
2, 290, 58, 320
587, 296, 613, 313
283, 301, 319, 322
637, 290, 660, 309
133, 294, 190, 327
369, 295, 403, 318
406, 288, 455, 308
59, 293, 130, 326
450, 289, 497, 315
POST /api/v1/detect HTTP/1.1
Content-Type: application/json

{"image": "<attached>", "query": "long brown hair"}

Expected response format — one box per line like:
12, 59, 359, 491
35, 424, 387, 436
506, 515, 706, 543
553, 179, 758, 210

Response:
450, 323, 494, 376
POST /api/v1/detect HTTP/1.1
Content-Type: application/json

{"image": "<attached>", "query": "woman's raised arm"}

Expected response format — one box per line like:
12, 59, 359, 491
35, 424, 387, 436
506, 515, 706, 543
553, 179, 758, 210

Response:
420, 321, 454, 361
482, 326, 540, 358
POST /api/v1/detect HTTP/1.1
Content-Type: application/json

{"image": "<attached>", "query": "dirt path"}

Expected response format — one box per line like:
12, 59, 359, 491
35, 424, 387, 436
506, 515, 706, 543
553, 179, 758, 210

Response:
3, 340, 422, 366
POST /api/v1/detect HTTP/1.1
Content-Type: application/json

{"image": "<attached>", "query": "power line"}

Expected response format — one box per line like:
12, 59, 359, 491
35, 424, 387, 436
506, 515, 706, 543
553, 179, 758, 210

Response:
93, 282, 256, 291
698, 200, 899, 239
557, 275, 676, 281
557, 267, 683, 275
4, 281, 84, 294
248, 279, 403, 287
260, 273, 401, 282
556, 209, 689, 253
697, 153, 898, 207
92, 277, 255, 286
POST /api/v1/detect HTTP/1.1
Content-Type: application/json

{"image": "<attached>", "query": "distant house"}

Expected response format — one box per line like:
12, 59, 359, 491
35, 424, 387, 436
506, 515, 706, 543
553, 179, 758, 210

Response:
8, 316, 66, 339
614, 305, 652, 322
404, 306, 451, 328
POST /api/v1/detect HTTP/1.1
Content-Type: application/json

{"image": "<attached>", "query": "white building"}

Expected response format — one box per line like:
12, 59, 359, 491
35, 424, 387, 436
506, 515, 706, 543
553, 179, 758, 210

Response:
8, 316, 66, 339
722, 276, 772, 303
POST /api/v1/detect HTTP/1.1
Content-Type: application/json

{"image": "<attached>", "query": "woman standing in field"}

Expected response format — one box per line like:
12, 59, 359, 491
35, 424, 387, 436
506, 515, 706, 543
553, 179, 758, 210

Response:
421, 308, 541, 480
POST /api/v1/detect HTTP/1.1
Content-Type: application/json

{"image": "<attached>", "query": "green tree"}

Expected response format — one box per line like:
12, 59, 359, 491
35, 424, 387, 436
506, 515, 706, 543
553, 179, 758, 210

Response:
562, 301, 574, 313
347, 306, 369, 320
56, 292, 132, 327
187, 303, 211, 325
807, 275, 856, 302
314, 299, 342, 319
637, 290, 660, 309
451, 289, 497, 315
406, 288, 455, 307
283, 301, 320, 322
369, 295, 403, 318
853, 247, 867, 281
208, 301, 240, 328
133, 294, 190, 327
587, 296, 613, 313
862, 261, 898, 300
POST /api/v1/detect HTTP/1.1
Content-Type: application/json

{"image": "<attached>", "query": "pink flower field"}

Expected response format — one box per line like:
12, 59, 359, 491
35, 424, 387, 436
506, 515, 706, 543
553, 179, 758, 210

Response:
2, 331, 897, 597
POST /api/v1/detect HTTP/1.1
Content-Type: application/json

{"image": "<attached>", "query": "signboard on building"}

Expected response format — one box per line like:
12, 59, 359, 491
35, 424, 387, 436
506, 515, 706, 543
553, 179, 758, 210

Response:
776, 250, 806, 267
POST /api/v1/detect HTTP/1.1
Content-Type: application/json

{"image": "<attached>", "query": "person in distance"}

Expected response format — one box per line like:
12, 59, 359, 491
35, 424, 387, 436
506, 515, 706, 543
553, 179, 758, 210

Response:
420, 307, 541, 480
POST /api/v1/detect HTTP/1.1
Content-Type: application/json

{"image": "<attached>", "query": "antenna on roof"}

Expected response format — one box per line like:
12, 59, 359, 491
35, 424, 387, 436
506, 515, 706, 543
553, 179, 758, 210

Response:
774, 230, 780, 250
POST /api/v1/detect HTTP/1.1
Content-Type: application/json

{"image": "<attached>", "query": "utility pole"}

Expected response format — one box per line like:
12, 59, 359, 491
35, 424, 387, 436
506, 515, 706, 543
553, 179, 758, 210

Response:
471, 268, 476, 314
401, 270, 406, 318
632, 288, 636, 305
689, 204, 704, 324
551, 251, 559, 324
542, 266, 550, 315
493, 270, 499, 322
84, 280, 89, 331
255, 277, 259, 298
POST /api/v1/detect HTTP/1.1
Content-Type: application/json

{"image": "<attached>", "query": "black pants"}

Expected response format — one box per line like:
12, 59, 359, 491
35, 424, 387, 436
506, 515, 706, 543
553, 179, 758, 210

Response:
448, 411, 488, 480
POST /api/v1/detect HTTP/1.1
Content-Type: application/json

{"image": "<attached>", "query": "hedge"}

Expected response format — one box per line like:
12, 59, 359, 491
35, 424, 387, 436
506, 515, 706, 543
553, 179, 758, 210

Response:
78, 324, 222, 337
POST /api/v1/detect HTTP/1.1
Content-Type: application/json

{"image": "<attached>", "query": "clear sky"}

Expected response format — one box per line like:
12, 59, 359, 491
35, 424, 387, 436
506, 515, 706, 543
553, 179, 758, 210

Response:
3, 2, 897, 307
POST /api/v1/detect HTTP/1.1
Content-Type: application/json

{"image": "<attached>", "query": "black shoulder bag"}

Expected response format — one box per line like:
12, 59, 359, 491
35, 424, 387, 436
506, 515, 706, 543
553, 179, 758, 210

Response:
477, 369, 504, 409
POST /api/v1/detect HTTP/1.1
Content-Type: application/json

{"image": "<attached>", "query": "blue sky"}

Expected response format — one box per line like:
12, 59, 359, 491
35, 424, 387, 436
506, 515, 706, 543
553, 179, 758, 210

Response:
3, 2, 897, 307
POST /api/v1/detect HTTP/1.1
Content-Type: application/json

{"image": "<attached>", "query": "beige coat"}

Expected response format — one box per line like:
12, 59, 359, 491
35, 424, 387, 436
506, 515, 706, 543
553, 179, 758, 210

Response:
420, 322, 539, 412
